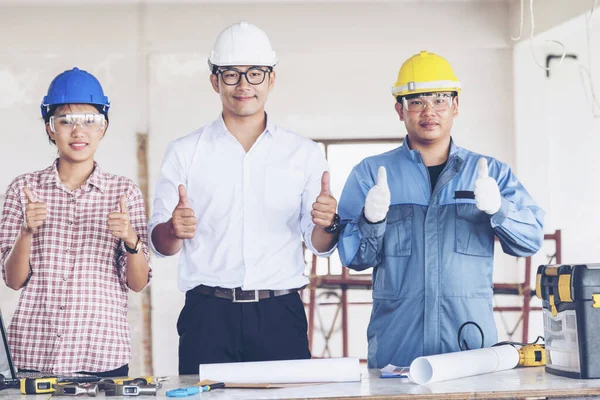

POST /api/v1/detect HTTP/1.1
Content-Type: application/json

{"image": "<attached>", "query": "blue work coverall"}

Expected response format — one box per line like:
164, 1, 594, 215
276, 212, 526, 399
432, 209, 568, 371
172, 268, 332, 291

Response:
337, 138, 544, 368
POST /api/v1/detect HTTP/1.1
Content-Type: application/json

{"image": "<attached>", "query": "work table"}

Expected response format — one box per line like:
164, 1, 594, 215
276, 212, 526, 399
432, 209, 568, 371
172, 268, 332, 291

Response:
0, 367, 598, 399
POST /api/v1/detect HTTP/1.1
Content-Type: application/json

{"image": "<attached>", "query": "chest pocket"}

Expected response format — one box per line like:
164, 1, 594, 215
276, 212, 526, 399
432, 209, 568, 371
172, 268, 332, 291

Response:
383, 204, 413, 257
265, 168, 305, 216
455, 203, 493, 257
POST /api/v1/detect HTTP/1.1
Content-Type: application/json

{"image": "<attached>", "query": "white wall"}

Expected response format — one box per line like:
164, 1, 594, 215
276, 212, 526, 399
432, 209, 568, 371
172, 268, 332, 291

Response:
513, 9, 600, 340
514, 11, 600, 262
0, 1, 520, 375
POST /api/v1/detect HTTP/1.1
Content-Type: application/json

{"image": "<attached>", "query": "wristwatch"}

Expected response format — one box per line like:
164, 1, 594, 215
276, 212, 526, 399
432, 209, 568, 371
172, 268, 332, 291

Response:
323, 213, 341, 234
124, 235, 142, 254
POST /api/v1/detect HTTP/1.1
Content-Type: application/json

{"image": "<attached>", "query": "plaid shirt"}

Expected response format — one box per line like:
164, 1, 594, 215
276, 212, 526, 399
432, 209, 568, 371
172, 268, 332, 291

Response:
0, 160, 151, 374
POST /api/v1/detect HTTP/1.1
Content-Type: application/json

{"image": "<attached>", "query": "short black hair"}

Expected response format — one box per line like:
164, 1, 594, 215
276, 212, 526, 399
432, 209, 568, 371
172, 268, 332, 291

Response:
44, 104, 109, 145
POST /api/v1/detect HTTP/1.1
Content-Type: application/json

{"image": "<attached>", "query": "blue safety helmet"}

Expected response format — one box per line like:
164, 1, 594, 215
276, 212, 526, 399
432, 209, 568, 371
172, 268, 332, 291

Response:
41, 67, 110, 118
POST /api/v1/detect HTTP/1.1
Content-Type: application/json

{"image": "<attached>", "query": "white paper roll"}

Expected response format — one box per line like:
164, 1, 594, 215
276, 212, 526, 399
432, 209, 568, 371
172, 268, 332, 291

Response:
409, 345, 519, 384
199, 357, 361, 384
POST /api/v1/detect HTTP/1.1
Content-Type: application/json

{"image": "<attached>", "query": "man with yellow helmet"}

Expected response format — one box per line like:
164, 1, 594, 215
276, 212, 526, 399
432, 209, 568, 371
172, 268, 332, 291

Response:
337, 51, 544, 368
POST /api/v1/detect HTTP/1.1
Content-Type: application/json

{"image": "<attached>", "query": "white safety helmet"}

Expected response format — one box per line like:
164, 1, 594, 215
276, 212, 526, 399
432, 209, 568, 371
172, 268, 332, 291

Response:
208, 21, 278, 71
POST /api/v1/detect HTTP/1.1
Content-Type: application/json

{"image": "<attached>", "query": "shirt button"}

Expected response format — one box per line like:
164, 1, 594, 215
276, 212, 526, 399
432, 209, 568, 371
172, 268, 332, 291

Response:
65, 248, 70, 253
68, 221, 73, 225
56, 333, 61, 338
71, 198, 76, 203
59, 306, 65, 310
63, 274, 68, 281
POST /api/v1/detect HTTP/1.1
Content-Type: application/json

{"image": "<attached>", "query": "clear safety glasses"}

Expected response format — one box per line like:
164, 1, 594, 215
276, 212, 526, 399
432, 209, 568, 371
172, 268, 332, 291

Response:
217, 67, 271, 86
402, 93, 455, 112
49, 113, 106, 134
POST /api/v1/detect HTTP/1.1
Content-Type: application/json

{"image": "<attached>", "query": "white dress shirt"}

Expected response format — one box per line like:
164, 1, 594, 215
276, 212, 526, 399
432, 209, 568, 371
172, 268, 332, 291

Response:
149, 116, 335, 292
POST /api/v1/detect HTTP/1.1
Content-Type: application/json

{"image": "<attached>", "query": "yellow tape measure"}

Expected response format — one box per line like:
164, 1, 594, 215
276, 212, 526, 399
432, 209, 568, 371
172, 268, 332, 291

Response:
20, 377, 58, 394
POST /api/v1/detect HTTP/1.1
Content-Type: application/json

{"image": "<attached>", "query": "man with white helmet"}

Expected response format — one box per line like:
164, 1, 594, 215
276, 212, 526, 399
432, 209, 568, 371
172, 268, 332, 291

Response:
149, 21, 340, 373
337, 51, 544, 368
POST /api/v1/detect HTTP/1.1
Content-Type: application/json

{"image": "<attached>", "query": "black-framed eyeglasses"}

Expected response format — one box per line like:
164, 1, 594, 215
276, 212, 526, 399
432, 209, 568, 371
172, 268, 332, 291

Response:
217, 67, 271, 86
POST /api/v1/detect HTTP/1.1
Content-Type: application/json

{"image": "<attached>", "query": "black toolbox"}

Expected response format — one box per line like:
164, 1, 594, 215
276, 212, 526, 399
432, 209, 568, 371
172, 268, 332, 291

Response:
536, 264, 600, 378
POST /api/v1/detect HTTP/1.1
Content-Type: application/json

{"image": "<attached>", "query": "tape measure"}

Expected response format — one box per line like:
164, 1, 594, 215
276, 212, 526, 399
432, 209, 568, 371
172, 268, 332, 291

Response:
103, 376, 155, 385
104, 382, 159, 396
20, 377, 58, 394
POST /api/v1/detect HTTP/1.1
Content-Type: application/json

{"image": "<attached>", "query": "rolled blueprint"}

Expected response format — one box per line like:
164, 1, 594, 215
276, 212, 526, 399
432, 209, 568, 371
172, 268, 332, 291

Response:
409, 345, 519, 384
199, 357, 361, 383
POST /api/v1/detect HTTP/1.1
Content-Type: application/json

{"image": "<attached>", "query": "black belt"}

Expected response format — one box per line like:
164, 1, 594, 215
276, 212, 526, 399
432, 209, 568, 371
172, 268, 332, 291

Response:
193, 284, 301, 303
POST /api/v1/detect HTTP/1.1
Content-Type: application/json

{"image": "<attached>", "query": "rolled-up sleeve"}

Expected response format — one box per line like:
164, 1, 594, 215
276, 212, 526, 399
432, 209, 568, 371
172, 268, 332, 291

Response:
301, 142, 336, 257
338, 162, 386, 269
0, 182, 25, 284
490, 162, 545, 257
117, 183, 152, 287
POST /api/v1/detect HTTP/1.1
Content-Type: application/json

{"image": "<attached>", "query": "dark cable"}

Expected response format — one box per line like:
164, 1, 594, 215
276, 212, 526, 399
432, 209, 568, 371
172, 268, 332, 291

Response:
493, 335, 545, 348
457, 321, 485, 351
458, 321, 545, 353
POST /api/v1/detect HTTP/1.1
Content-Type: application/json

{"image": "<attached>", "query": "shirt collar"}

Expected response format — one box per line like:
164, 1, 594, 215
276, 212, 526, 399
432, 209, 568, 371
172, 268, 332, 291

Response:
209, 113, 276, 141
210, 115, 228, 141
86, 163, 108, 192
400, 135, 460, 161
40, 161, 59, 187
41, 159, 108, 193
265, 116, 276, 137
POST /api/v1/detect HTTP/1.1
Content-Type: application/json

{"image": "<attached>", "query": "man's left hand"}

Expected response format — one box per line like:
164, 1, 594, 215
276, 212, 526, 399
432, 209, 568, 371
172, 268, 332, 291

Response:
311, 171, 338, 229
474, 158, 501, 215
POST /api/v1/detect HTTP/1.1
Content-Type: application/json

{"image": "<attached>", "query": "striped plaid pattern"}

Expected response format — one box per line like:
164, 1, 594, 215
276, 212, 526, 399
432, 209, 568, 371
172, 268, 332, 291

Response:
0, 160, 151, 374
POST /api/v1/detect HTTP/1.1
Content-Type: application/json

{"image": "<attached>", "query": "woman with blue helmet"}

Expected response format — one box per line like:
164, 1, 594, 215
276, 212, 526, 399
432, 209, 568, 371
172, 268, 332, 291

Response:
0, 68, 151, 376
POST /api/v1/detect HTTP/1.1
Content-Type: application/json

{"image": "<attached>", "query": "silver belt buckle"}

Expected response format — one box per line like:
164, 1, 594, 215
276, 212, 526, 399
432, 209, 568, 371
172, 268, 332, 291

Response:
232, 289, 260, 303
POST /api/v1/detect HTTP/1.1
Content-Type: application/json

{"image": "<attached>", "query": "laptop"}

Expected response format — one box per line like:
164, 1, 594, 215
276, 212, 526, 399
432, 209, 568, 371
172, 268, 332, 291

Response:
0, 308, 19, 385
0, 308, 99, 383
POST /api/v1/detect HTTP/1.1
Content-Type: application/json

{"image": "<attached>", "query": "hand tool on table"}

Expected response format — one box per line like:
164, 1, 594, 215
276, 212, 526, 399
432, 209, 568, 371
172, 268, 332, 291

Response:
53, 382, 99, 397
104, 382, 159, 396
166, 382, 226, 397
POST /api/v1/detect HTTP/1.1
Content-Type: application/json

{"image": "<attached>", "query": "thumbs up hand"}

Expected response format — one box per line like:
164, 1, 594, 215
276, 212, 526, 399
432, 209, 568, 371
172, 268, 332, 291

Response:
172, 184, 196, 239
474, 158, 501, 215
364, 166, 391, 223
22, 187, 47, 234
311, 171, 338, 229
108, 195, 137, 245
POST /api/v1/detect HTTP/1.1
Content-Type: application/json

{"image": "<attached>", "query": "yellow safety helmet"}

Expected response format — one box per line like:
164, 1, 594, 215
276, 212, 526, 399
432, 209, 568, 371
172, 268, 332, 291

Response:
392, 51, 461, 98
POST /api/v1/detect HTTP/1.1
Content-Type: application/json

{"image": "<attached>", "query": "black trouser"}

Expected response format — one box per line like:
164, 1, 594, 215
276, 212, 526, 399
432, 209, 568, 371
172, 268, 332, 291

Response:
177, 288, 311, 375
19, 364, 128, 378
